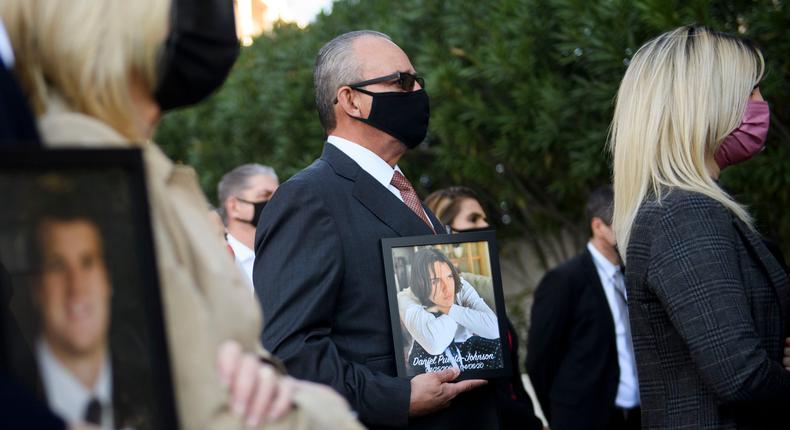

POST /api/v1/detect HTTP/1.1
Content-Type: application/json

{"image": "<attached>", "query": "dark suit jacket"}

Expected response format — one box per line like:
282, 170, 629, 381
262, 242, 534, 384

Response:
626, 189, 790, 429
0, 62, 40, 147
526, 248, 620, 430
254, 143, 498, 429
497, 320, 544, 430
0, 61, 58, 429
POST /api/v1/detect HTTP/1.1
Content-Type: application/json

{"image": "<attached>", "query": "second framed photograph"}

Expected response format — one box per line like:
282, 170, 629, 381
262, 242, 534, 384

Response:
0, 149, 179, 429
382, 231, 511, 380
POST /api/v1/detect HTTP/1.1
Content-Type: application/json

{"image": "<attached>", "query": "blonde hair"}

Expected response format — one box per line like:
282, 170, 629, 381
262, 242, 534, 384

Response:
609, 25, 764, 262
1, 0, 170, 140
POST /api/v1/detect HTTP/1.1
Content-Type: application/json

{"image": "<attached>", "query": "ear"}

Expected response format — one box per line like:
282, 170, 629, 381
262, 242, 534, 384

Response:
590, 217, 603, 237
336, 86, 363, 118
226, 197, 239, 218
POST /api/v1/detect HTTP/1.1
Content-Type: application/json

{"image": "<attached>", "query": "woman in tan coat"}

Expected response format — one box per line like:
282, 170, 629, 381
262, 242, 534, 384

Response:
2, 0, 361, 429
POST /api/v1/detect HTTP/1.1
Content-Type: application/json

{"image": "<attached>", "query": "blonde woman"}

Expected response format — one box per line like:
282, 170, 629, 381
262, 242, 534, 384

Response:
611, 25, 790, 428
2, 0, 360, 429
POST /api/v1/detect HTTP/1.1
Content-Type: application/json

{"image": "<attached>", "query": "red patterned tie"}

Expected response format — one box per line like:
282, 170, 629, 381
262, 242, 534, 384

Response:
390, 171, 435, 232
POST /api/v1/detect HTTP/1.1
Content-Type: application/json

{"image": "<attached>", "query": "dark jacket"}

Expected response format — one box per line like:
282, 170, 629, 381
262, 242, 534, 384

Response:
0, 62, 40, 147
626, 189, 790, 429
526, 248, 620, 430
497, 319, 544, 430
254, 143, 498, 429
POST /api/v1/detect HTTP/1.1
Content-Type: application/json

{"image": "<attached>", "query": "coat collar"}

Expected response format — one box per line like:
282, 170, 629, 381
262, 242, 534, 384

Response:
733, 219, 790, 335
581, 248, 618, 342
39, 93, 176, 187
320, 143, 443, 236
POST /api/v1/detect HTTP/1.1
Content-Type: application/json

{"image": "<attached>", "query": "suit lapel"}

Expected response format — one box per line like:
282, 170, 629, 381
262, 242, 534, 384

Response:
423, 202, 446, 234
733, 219, 790, 334
321, 143, 438, 237
582, 249, 617, 339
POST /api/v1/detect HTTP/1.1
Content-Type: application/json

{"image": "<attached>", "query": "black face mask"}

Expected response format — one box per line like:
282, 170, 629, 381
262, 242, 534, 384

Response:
350, 88, 430, 149
154, 0, 240, 111
237, 198, 268, 227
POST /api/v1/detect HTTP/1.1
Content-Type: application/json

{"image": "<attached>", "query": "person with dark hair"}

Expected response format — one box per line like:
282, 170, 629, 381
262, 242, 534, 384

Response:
526, 185, 640, 430
398, 248, 501, 374
31, 215, 115, 428
423, 187, 546, 430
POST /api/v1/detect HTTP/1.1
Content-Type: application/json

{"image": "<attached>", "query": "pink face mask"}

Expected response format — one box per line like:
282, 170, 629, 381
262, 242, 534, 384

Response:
714, 100, 770, 169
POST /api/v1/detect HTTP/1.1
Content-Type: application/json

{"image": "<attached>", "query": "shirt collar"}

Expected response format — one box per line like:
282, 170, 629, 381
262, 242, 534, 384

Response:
327, 135, 402, 189
227, 233, 255, 262
0, 20, 14, 68
587, 241, 620, 280
37, 338, 112, 422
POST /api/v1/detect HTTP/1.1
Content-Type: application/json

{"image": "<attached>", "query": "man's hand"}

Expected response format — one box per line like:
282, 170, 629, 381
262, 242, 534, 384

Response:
409, 367, 487, 417
217, 340, 295, 427
783, 338, 790, 371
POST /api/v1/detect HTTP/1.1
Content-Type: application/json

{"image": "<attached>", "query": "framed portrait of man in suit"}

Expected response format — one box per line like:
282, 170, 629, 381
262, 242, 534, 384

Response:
0, 149, 178, 429
382, 231, 511, 380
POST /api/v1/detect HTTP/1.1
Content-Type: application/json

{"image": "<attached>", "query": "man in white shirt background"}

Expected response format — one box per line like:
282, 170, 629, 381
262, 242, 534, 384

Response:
526, 186, 640, 430
217, 164, 279, 288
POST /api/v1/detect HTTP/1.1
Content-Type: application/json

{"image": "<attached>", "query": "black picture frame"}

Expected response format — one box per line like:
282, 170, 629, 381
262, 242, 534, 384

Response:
382, 231, 511, 380
0, 148, 179, 429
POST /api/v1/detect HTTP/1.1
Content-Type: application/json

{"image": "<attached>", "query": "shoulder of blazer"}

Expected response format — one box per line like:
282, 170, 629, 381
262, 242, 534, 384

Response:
649, 188, 731, 222
551, 249, 600, 290
630, 189, 732, 251
319, 142, 360, 181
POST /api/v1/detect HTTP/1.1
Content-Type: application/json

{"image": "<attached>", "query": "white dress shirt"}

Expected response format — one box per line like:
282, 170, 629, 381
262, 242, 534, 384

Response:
327, 135, 433, 223
587, 242, 640, 408
0, 19, 14, 68
226, 232, 255, 291
37, 339, 114, 429
398, 278, 499, 356
327, 135, 406, 201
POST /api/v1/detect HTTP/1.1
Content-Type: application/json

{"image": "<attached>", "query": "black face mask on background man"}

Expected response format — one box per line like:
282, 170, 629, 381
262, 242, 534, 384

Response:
154, 0, 240, 111
236, 198, 268, 228
351, 88, 430, 149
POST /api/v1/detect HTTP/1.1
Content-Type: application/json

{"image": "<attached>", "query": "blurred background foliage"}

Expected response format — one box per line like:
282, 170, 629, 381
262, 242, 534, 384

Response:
157, 0, 790, 263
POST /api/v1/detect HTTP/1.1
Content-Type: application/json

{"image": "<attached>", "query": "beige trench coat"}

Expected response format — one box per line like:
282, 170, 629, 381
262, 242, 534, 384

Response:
38, 99, 363, 430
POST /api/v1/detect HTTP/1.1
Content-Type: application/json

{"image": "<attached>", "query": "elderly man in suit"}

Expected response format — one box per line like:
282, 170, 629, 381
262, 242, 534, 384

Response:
218, 163, 280, 288
254, 30, 496, 429
526, 186, 640, 430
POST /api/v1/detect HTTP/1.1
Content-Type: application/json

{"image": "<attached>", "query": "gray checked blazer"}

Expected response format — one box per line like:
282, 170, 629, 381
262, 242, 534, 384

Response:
625, 189, 790, 429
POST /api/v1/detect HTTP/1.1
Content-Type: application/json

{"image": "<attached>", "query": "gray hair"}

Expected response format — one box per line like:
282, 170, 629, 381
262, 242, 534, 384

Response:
314, 30, 392, 132
217, 163, 278, 223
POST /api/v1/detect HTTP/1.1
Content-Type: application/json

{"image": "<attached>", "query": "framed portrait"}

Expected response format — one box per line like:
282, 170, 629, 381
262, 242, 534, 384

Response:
0, 149, 179, 429
382, 231, 511, 380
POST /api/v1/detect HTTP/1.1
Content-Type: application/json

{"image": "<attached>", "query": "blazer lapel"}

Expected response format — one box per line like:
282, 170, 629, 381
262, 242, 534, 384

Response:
423, 202, 446, 234
320, 143, 437, 237
582, 249, 617, 339
733, 219, 790, 334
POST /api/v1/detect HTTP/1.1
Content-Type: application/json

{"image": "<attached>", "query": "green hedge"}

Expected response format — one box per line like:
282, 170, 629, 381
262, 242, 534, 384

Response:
157, 0, 790, 257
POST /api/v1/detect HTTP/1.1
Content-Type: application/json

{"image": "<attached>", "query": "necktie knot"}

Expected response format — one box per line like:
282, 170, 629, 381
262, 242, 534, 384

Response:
613, 268, 627, 297
390, 171, 413, 192
390, 171, 434, 232
84, 397, 102, 425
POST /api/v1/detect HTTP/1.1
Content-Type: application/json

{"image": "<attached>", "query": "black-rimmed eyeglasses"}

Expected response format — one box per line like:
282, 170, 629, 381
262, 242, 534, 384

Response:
348, 71, 425, 92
